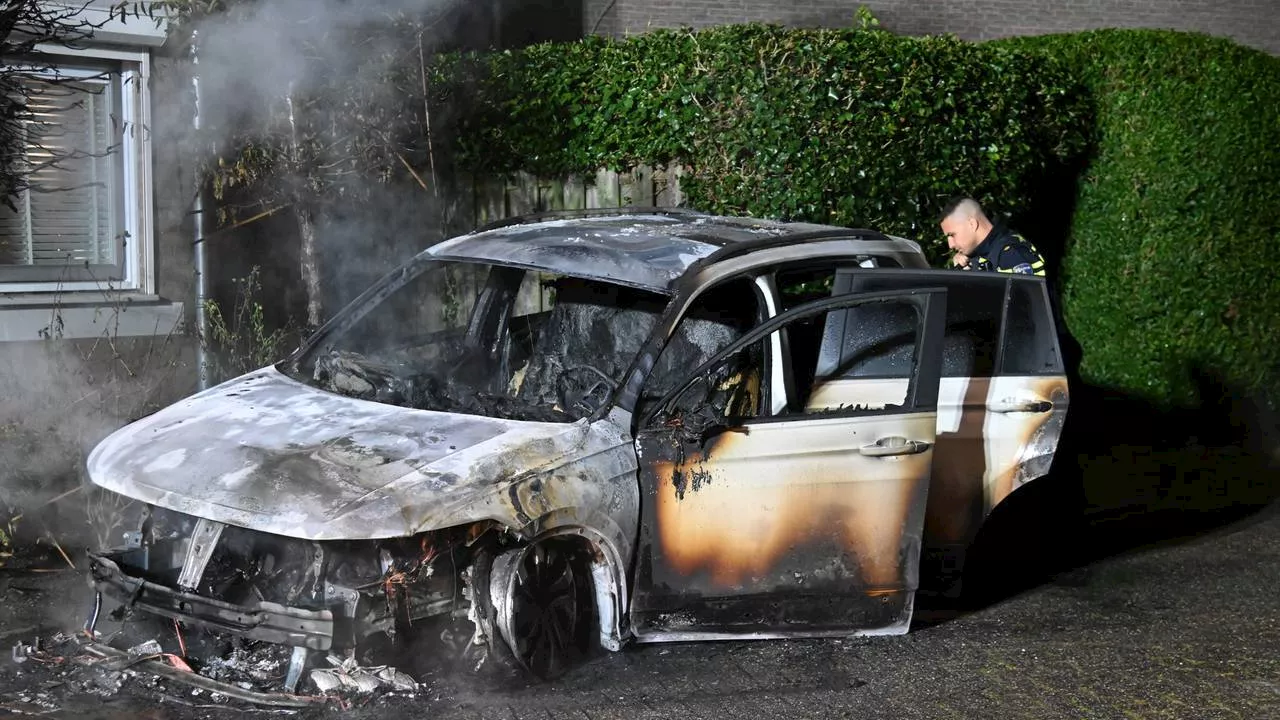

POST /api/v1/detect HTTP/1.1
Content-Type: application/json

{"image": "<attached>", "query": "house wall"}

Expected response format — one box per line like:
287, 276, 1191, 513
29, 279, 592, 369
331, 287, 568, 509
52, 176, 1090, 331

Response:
584, 0, 1280, 55
0, 20, 198, 543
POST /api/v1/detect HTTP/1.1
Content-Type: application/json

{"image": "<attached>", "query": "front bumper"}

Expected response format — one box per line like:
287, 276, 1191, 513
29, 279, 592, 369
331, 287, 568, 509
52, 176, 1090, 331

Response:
88, 552, 335, 650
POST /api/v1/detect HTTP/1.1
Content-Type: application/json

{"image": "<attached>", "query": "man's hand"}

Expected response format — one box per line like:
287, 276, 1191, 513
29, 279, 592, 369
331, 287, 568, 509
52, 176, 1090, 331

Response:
952, 252, 970, 268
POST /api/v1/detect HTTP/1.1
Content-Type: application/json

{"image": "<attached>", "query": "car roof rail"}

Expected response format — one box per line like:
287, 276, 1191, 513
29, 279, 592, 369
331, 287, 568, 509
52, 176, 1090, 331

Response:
471, 205, 713, 233
696, 227, 897, 266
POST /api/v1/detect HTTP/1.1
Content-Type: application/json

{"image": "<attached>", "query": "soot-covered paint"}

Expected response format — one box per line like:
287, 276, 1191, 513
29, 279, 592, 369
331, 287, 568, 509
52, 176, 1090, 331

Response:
86, 366, 637, 543
632, 410, 937, 638
429, 214, 878, 292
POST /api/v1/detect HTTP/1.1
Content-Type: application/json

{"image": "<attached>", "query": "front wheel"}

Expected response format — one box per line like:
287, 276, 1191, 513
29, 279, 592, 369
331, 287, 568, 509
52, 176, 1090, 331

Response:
489, 541, 595, 680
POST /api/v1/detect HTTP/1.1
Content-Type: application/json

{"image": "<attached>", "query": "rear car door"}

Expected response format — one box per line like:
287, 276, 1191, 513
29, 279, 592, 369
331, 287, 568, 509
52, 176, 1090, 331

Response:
630, 288, 947, 641
802, 269, 1069, 590
984, 277, 1070, 508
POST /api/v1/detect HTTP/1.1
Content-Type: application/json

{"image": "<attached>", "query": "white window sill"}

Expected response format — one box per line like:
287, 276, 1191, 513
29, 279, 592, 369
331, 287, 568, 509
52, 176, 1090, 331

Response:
0, 295, 184, 342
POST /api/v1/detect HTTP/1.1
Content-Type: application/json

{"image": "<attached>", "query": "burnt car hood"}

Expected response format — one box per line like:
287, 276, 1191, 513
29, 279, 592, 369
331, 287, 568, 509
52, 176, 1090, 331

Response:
86, 367, 597, 540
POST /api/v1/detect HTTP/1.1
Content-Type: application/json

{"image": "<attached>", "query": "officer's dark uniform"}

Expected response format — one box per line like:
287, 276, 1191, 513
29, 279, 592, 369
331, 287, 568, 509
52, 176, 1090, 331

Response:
964, 221, 1046, 276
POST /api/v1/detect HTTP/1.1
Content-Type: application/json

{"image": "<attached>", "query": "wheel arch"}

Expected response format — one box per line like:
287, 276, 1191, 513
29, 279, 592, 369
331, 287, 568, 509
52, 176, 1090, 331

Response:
520, 516, 631, 652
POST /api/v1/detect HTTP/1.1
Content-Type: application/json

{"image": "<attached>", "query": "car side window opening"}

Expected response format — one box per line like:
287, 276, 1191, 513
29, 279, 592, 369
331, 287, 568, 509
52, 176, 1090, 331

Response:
936, 279, 1003, 378
811, 270, 1006, 382
774, 264, 886, 410
1000, 278, 1064, 375
647, 292, 933, 426
773, 266, 922, 412
654, 338, 768, 430
637, 278, 763, 422
806, 299, 922, 412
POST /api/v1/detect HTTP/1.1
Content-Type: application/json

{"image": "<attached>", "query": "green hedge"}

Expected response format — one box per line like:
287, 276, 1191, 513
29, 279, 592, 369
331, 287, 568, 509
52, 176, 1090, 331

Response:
1003, 30, 1280, 407
432, 24, 1090, 240
432, 25, 1280, 407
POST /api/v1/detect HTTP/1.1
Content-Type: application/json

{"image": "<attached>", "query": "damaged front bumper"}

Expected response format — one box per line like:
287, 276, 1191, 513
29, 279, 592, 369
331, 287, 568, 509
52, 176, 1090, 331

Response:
87, 552, 334, 651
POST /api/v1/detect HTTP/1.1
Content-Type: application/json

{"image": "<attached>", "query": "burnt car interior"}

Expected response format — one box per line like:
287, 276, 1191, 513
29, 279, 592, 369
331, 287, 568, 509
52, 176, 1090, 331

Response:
293, 258, 809, 428
511, 276, 667, 416
634, 278, 764, 426
295, 261, 681, 422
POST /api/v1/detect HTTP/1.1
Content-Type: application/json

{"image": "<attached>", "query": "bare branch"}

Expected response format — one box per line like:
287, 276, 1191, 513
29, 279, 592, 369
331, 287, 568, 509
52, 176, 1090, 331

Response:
1, 1, 137, 210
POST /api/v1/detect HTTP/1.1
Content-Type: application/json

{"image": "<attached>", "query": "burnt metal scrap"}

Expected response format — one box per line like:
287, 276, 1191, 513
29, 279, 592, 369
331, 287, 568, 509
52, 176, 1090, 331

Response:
76, 641, 331, 708
80, 209, 1069, 693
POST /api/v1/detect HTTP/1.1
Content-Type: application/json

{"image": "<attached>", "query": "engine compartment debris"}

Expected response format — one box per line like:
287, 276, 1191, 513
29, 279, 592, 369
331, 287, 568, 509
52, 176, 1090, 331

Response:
308, 655, 418, 694
1, 626, 432, 711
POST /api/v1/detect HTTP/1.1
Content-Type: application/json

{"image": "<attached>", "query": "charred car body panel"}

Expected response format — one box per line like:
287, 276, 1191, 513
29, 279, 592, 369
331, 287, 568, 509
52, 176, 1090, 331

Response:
430, 211, 888, 292
86, 367, 625, 541
631, 288, 947, 640
84, 208, 1068, 684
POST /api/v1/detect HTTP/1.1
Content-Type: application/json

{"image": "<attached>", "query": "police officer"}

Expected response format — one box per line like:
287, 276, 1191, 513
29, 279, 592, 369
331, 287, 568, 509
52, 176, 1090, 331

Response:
939, 197, 1046, 276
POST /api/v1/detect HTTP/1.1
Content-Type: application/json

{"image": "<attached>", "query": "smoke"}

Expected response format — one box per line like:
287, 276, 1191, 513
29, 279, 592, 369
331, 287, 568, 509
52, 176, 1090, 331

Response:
0, 0, 488, 645
0, 330, 192, 553
167, 0, 482, 320
190, 0, 461, 139
0, 0, 502, 547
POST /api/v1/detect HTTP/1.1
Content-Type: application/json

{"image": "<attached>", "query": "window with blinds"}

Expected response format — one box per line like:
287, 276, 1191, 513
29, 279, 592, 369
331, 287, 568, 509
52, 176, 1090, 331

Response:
0, 70, 125, 283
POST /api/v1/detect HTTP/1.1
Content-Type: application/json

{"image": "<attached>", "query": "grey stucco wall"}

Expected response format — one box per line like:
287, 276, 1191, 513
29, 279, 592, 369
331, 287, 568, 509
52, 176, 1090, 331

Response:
0, 46, 199, 532
584, 0, 1280, 55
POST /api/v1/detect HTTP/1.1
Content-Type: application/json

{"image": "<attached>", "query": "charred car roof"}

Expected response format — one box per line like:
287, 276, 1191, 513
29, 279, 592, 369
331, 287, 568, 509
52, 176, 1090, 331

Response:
426, 208, 926, 292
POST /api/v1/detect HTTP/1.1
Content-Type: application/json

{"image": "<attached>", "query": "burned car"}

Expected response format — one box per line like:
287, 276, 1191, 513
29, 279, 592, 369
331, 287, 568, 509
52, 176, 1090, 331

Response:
85, 208, 1069, 689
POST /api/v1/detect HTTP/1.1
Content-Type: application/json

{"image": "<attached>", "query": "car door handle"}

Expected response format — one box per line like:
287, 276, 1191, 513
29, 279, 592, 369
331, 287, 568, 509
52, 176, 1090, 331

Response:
860, 437, 932, 457
989, 399, 1053, 414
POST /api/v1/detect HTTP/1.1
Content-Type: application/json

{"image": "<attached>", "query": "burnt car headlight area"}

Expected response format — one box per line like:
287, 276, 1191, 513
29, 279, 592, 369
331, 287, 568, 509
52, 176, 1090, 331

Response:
88, 506, 492, 659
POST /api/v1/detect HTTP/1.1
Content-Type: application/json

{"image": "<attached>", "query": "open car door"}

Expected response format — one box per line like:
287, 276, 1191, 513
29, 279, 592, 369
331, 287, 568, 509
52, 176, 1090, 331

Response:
630, 287, 947, 641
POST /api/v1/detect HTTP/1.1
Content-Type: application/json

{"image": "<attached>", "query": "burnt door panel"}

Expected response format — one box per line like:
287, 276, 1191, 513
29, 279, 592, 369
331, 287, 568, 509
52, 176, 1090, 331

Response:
633, 414, 936, 637
805, 271, 1011, 590
987, 278, 1071, 507
631, 288, 946, 640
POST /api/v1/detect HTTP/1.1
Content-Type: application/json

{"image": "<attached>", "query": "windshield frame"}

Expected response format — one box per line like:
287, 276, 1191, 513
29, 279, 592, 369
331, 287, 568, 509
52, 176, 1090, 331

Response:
278, 252, 681, 423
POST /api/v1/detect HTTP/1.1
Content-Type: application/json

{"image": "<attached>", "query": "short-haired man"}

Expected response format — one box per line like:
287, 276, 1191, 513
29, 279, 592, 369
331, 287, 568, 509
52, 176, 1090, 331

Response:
939, 197, 1045, 276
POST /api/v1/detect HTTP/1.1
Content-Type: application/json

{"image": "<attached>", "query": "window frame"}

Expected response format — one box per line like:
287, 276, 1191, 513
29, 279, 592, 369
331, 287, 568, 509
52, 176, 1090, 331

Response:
629, 274, 768, 424
639, 287, 947, 429
811, 269, 1064, 381
997, 275, 1065, 377
0, 44, 154, 295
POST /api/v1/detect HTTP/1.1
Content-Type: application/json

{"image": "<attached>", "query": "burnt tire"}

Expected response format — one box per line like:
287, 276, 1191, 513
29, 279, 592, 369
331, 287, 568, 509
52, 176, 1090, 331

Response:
488, 540, 595, 680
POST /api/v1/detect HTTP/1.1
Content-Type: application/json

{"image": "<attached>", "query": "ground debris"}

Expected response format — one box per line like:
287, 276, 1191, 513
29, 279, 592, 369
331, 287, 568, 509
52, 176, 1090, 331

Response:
9, 633, 73, 668
199, 643, 292, 689
11, 640, 35, 664
309, 654, 419, 694
158, 692, 299, 715
126, 639, 163, 659
0, 689, 60, 715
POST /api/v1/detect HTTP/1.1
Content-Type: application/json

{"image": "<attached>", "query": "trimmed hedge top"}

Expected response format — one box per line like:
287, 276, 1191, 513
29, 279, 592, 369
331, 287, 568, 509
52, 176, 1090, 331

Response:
432, 24, 1090, 243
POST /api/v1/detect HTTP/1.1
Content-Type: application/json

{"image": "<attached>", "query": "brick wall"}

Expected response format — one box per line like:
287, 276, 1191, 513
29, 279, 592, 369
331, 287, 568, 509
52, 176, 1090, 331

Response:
583, 0, 1280, 55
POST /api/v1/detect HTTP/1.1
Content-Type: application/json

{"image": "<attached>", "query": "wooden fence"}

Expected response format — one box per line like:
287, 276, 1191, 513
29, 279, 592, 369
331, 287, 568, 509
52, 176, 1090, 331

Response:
471, 165, 686, 226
